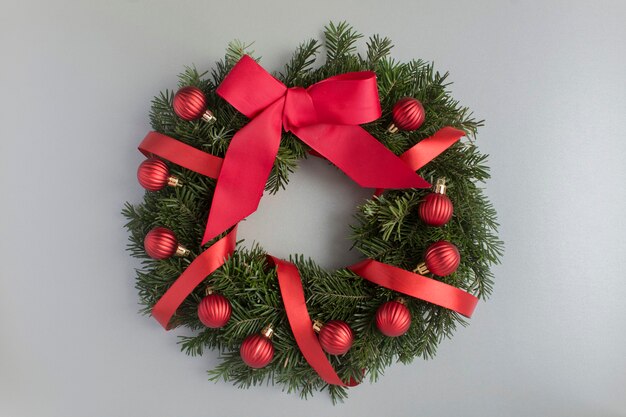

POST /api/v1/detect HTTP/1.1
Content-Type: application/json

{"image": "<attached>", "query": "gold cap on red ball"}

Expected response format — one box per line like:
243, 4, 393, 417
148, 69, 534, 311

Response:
173, 86, 216, 122
137, 158, 182, 191
143, 227, 190, 260
317, 320, 354, 355
375, 299, 411, 337
240, 326, 275, 368
434, 177, 447, 194
387, 97, 425, 133
419, 179, 454, 227
197, 293, 232, 328
424, 240, 460, 276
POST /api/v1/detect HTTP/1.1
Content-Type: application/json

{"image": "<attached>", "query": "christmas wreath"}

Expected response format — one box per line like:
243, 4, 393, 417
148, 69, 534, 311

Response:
122, 22, 502, 402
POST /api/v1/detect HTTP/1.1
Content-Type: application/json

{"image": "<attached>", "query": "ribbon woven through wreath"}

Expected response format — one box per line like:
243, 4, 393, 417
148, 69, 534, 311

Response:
137, 56, 474, 383
201, 55, 430, 244
267, 256, 360, 387
137, 127, 469, 332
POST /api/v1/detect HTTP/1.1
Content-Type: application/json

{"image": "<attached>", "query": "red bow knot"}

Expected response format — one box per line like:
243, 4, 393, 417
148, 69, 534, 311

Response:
202, 55, 429, 244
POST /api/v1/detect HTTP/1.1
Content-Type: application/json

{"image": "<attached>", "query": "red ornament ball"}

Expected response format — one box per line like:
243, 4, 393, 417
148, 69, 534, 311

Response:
144, 227, 179, 260
240, 334, 274, 369
390, 97, 425, 132
137, 158, 176, 191
375, 301, 411, 337
419, 192, 454, 227
318, 320, 354, 355
424, 241, 461, 276
197, 293, 232, 328
172, 86, 215, 122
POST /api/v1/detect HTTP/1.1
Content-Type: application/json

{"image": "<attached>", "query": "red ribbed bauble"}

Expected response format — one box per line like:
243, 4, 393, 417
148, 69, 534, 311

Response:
419, 193, 453, 226
143, 227, 189, 260
424, 241, 460, 276
375, 300, 411, 337
318, 320, 354, 355
418, 178, 453, 227
172, 86, 216, 122
388, 97, 425, 133
197, 293, 232, 328
137, 158, 181, 191
240, 328, 274, 369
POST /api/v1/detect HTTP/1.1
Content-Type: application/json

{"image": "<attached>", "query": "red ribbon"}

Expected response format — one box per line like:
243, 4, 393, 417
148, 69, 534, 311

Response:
268, 256, 354, 386
348, 259, 478, 318
152, 227, 237, 329
202, 55, 430, 244
375, 127, 465, 195
399, 127, 465, 171
139, 132, 232, 329
139, 131, 223, 179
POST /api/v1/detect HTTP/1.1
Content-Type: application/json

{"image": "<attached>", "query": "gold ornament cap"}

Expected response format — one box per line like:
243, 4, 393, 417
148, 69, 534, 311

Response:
434, 178, 447, 194
202, 110, 216, 123
395, 297, 408, 305
312, 319, 324, 333
175, 245, 190, 257
386, 123, 399, 134
167, 176, 183, 188
261, 325, 274, 339
413, 262, 430, 275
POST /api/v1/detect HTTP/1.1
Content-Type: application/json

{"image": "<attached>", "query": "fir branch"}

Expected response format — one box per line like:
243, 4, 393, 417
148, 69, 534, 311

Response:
279, 39, 321, 87
365, 34, 394, 66
177, 66, 212, 90
324, 21, 363, 62
225, 40, 256, 67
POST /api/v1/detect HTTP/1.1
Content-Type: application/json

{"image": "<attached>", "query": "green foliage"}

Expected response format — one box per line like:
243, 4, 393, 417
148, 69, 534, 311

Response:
123, 22, 502, 403
324, 21, 363, 62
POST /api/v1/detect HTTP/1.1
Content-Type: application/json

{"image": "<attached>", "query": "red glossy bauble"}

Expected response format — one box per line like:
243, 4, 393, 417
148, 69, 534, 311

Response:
240, 334, 274, 368
390, 97, 425, 132
424, 241, 461, 276
198, 293, 232, 328
375, 301, 411, 337
419, 192, 453, 226
318, 320, 354, 355
144, 227, 186, 260
173, 86, 215, 122
137, 158, 179, 191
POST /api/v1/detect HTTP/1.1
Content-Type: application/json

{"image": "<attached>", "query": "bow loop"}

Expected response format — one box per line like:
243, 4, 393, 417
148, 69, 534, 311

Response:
216, 55, 286, 119
307, 71, 382, 125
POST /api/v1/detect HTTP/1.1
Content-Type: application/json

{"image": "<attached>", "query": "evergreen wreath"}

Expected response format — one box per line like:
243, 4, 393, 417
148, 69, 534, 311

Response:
122, 22, 502, 402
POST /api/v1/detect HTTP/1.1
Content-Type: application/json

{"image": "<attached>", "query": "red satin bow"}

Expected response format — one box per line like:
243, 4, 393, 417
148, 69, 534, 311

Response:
202, 55, 429, 244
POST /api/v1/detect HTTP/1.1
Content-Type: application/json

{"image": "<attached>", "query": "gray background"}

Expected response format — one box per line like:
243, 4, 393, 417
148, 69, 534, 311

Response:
1, 1, 625, 416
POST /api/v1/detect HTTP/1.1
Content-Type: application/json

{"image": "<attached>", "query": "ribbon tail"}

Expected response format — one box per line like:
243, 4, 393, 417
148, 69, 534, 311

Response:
268, 256, 351, 386
152, 227, 237, 329
400, 126, 465, 171
374, 126, 465, 195
293, 125, 430, 189
202, 100, 284, 245
138, 131, 223, 179
348, 259, 478, 318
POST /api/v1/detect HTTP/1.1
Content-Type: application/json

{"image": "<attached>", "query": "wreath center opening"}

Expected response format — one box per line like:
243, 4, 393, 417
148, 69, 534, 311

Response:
236, 156, 372, 270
